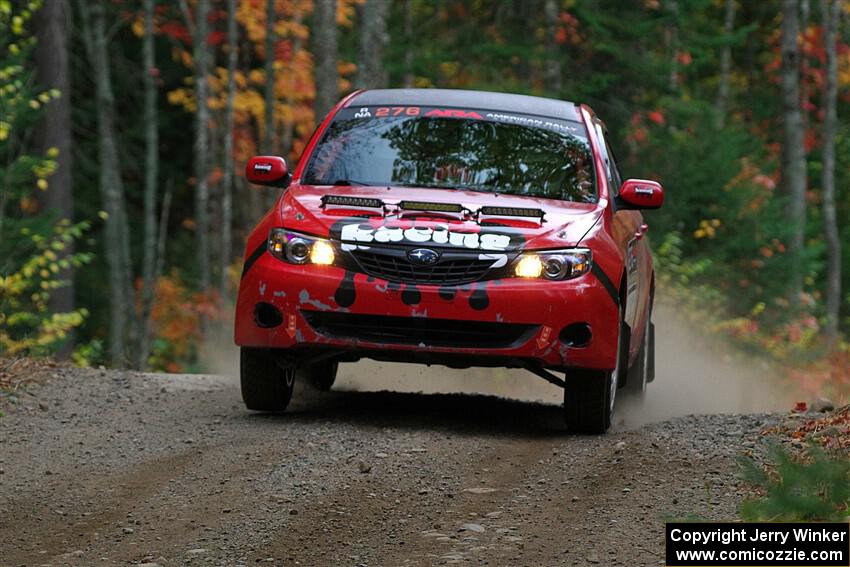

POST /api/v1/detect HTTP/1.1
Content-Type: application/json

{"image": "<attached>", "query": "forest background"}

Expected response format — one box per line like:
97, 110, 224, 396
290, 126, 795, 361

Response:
2, 0, 849, 401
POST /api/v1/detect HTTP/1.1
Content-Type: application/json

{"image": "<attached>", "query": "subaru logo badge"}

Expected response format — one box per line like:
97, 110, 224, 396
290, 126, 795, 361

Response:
407, 248, 439, 265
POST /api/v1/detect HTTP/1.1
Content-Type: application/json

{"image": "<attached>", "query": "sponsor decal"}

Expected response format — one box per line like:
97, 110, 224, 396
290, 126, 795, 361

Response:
484, 112, 579, 134
285, 313, 297, 339
536, 325, 553, 349
339, 223, 512, 252
253, 162, 273, 173
332, 106, 586, 138
425, 108, 483, 119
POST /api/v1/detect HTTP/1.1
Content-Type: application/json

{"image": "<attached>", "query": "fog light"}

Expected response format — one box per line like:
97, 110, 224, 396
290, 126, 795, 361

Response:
310, 240, 335, 265
515, 255, 543, 278
559, 323, 592, 347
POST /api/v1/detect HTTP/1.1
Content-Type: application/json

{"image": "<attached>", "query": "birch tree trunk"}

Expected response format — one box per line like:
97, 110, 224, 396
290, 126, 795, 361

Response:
715, 0, 736, 127
281, 7, 303, 162
79, 0, 136, 366
221, 0, 238, 295
181, 0, 211, 295
780, 0, 807, 303
263, 0, 276, 155
34, 0, 74, 358
821, 0, 842, 344
138, 0, 159, 369
543, 0, 562, 94
355, 0, 390, 89
313, 0, 339, 121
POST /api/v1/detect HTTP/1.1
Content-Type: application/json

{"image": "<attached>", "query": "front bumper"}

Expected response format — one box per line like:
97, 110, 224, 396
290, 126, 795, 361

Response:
235, 251, 620, 371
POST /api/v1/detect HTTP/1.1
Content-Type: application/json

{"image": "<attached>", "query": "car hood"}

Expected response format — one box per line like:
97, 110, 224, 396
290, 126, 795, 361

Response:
278, 184, 602, 251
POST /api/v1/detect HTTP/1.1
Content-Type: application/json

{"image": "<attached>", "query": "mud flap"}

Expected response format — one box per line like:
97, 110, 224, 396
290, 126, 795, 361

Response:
616, 320, 631, 389
646, 321, 656, 383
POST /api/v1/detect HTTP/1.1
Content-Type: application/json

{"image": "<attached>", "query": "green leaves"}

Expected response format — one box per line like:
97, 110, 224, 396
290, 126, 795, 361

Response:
738, 441, 850, 522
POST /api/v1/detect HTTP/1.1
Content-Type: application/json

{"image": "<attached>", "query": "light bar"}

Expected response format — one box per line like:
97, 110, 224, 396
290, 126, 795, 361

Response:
479, 206, 545, 219
321, 195, 385, 209
399, 200, 464, 213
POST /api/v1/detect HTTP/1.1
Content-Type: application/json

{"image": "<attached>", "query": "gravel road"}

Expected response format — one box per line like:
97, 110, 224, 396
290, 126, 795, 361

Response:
0, 306, 796, 567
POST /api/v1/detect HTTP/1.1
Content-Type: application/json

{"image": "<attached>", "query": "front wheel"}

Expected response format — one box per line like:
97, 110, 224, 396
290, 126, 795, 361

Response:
564, 307, 625, 434
240, 348, 295, 412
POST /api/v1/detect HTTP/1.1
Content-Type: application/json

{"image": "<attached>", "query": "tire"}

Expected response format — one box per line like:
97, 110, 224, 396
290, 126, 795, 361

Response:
564, 307, 624, 434
299, 360, 338, 391
240, 348, 295, 412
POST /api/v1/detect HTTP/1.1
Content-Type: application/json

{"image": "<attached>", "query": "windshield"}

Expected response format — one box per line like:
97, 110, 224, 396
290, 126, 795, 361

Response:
302, 106, 596, 203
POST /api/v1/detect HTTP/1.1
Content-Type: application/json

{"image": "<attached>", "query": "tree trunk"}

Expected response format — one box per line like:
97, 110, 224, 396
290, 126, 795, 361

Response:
715, 0, 736, 128
79, 1, 136, 366
780, 0, 807, 303
191, 0, 211, 294
313, 0, 339, 121
34, 0, 74, 359
263, 0, 277, 155
543, 0, 562, 94
821, 0, 842, 344
355, 0, 390, 89
138, 0, 159, 370
281, 7, 303, 163
402, 0, 414, 88
221, 0, 238, 296
666, 0, 680, 91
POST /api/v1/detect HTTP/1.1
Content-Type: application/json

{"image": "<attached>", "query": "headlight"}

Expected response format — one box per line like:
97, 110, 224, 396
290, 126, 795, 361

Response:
268, 229, 336, 266
513, 248, 592, 280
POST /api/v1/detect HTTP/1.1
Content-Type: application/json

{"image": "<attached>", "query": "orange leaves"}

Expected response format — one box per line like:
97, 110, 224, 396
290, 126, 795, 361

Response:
147, 272, 225, 372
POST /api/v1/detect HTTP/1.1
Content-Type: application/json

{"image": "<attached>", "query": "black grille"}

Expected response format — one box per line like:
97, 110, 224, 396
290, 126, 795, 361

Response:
351, 249, 496, 285
302, 311, 538, 349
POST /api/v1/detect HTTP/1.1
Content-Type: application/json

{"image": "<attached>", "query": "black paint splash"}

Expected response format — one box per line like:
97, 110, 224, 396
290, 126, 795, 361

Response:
334, 271, 357, 307
438, 286, 457, 301
401, 284, 421, 305
469, 282, 490, 310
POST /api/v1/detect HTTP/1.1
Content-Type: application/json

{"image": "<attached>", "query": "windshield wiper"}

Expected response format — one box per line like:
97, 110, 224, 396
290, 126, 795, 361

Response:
331, 178, 370, 186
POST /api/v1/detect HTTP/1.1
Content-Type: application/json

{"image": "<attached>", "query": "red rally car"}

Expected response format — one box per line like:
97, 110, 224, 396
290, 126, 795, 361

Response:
235, 88, 664, 433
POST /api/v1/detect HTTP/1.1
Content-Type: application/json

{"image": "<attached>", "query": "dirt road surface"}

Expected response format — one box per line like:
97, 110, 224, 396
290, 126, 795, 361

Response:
1, 306, 797, 566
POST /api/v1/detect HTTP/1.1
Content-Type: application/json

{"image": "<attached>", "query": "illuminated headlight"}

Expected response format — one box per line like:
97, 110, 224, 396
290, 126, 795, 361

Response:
268, 229, 336, 266
513, 248, 592, 280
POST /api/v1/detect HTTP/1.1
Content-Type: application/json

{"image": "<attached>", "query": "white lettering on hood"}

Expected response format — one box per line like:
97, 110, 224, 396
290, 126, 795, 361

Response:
340, 224, 511, 251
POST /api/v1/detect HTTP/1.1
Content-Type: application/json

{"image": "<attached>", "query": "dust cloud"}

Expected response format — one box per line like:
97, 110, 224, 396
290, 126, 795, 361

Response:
201, 301, 801, 427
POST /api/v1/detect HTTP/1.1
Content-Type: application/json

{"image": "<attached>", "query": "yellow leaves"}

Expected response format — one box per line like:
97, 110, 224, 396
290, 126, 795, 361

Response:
98, 210, 109, 220
693, 219, 721, 239
37, 178, 47, 190
168, 87, 196, 112
131, 17, 144, 38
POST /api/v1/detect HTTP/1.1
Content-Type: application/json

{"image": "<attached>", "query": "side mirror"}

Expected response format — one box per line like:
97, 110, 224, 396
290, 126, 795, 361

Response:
617, 179, 663, 210
245, 155, 291, 188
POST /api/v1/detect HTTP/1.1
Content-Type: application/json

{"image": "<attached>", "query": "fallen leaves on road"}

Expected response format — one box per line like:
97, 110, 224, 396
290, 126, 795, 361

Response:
763, 405, 850, 452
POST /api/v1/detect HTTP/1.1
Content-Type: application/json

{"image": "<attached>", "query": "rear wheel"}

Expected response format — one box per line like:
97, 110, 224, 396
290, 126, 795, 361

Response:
240, 348, 295, 412
564, 308, 624, 434
299, 360, 338, 391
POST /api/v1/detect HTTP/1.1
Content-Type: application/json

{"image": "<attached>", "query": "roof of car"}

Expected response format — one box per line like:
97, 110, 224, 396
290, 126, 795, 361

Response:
348, 88, 582, 122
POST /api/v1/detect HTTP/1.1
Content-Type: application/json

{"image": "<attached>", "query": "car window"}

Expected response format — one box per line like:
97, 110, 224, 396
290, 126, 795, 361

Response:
302, 106, 598, 203
593, 122, 623, 196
